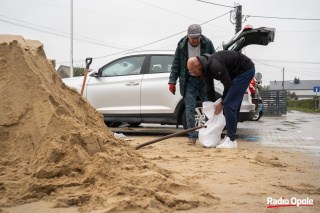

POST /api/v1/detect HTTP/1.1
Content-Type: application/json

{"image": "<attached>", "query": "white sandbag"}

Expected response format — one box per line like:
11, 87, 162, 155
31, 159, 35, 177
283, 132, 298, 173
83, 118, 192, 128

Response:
198, 99, 226, 148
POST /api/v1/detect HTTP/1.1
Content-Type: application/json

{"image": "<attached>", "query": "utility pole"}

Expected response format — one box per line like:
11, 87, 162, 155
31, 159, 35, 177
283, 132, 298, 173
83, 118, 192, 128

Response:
316, 89, 318, 110
282, 68, 284, 90
235, 5, 242, 33
70, 0, 73, 78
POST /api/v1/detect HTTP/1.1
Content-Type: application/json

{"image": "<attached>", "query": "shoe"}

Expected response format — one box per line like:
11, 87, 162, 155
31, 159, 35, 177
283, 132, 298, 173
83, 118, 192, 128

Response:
216, 137, 237, 149
219, 136, 227, 145
187, 138, 196, 145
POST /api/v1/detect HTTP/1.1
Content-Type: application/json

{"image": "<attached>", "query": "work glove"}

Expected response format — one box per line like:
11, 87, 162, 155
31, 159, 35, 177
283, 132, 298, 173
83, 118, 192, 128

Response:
169, 83, 176, 95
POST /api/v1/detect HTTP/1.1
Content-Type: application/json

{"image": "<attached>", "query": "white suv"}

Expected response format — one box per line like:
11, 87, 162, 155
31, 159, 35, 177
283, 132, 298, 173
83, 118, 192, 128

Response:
63, 25, 275, 128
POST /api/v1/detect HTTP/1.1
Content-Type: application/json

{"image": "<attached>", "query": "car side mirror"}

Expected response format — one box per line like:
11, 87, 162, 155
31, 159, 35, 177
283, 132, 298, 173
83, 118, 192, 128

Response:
93, 69, 100, 77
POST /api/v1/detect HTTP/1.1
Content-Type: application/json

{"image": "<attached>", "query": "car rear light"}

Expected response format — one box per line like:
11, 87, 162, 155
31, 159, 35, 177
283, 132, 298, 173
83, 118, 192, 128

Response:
243, 25, 252, 31
249, 78, 256, 94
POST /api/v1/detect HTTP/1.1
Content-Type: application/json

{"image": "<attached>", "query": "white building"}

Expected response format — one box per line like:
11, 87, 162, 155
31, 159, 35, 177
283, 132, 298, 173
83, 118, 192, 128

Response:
269, 79, 320, 99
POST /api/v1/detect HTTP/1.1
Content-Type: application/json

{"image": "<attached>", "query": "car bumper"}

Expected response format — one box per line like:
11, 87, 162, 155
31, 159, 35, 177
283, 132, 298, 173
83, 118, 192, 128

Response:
238, 111, 256, 122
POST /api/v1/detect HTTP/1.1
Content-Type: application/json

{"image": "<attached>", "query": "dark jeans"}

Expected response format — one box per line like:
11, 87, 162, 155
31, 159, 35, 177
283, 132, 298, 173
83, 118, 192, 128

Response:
224, 66, 255, 141
184, 77, 208, 140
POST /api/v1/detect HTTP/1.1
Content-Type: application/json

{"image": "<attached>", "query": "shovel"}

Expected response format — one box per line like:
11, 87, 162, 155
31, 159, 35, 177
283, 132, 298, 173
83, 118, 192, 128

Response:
80, 57, 93, 96
134, 125, 206, 150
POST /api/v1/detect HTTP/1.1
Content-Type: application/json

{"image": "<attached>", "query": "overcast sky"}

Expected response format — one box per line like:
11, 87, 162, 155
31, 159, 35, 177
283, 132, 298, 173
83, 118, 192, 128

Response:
1, 0, 319, 86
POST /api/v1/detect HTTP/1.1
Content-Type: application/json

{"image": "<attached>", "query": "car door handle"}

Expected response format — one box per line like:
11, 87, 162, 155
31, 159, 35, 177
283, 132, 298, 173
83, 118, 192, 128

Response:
125, 82, 140, 86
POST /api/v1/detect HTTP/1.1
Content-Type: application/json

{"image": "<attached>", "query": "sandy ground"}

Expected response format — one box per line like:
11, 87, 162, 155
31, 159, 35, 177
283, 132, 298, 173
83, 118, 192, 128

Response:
129, 136, 320, 213
4, 136, 319, 213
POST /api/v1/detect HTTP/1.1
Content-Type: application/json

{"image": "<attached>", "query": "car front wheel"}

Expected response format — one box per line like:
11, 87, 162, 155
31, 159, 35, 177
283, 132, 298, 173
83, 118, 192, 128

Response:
105, 121, 122, 127
128, 123, 141, 127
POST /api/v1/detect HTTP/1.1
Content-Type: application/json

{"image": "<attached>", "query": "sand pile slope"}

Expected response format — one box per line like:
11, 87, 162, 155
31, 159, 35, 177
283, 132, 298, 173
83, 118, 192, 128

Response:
0, 35, 216, 212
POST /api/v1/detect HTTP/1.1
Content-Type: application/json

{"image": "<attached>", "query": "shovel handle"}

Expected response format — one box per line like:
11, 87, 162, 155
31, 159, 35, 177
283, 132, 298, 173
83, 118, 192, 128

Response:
81, 58, 92, 96
86, 58, 92, 69
134, 125, 206, 150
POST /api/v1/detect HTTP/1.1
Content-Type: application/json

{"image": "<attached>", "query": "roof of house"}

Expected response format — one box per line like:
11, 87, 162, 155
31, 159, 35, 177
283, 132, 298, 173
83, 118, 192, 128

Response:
57, 65, 92, 71
269, 80, 320, 90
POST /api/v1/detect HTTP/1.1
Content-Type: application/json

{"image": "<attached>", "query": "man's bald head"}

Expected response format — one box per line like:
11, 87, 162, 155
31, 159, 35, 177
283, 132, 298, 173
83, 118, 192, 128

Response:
187, 57, 203, 76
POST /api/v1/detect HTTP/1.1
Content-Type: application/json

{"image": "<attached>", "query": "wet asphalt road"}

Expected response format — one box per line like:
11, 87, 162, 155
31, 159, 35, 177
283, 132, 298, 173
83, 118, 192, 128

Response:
237, 110, 320, 156
110, 110, 320, 156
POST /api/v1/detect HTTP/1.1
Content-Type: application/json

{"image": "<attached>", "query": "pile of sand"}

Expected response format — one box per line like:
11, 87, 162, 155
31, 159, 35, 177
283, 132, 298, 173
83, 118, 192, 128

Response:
0, 35, 215, 212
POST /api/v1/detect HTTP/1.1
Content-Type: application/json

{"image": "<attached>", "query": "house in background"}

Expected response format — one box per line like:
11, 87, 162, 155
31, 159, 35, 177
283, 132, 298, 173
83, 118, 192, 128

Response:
57, 65, 70, 78
56, 65, 92, 78
269, 78, 320, 99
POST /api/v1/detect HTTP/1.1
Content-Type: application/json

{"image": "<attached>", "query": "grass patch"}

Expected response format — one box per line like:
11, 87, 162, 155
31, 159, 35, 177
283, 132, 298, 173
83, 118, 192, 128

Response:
287, 106, 320, 113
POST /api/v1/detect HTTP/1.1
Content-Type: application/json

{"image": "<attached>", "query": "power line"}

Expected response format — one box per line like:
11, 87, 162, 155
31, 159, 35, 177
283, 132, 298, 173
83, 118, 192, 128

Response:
1, 19, 71, 38
253, 60, 320, 83
1, 9, 230, 65
253, 60, 282, 71
288, 70, 320, 77
254, 59, 320, 73
252, 58, 320, 65
24, 0, 231, 32
0, 19, 138, 51
246, 15, 320, 21
278, 30, 320, 33
22, 0, 197, 30
0, 15, 134, 50
3, 20, 142, 52
136, 0, 233, 32
196, 0, 235, 8
254, 59, 320, 71
137, 0, 197, 22
58, 10, 231, 64
285, 67, 320, 72
285, 70, 298, 78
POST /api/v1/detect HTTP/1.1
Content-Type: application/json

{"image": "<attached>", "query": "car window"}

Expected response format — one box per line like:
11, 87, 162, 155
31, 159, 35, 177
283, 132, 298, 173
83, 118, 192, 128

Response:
101, 56, 145, 77
149, 55, 174, 74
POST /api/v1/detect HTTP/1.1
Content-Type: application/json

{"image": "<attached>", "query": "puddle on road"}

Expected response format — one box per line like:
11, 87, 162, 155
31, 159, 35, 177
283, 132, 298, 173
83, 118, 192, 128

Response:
296, 120, 309, 123
276, 128, 287, 131
281, 121, 300, 125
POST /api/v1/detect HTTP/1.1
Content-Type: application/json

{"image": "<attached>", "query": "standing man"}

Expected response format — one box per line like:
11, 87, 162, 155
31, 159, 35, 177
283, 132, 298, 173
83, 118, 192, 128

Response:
187, 51, 255, 148
168, 24, 215, 145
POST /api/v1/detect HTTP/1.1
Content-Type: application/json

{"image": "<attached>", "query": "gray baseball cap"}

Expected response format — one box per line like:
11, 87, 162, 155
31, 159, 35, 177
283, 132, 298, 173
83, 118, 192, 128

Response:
188, 24, 202, 38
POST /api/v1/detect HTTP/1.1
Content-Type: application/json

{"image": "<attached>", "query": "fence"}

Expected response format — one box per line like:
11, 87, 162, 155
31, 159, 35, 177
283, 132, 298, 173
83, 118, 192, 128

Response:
260, 90, 287, 115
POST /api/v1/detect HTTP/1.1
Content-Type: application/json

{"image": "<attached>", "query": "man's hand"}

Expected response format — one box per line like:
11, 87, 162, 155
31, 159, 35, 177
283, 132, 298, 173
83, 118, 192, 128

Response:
215, 103, 224, 115
169, 83, 176, 95
197, 74, 203, 80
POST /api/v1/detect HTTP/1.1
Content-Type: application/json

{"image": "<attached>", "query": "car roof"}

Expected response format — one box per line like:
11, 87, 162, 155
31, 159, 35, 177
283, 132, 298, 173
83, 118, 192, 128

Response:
122, 50, 175, 56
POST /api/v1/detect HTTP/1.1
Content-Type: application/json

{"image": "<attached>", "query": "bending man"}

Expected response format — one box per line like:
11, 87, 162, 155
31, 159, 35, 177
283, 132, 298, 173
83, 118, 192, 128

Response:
187, 50, 255, 148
